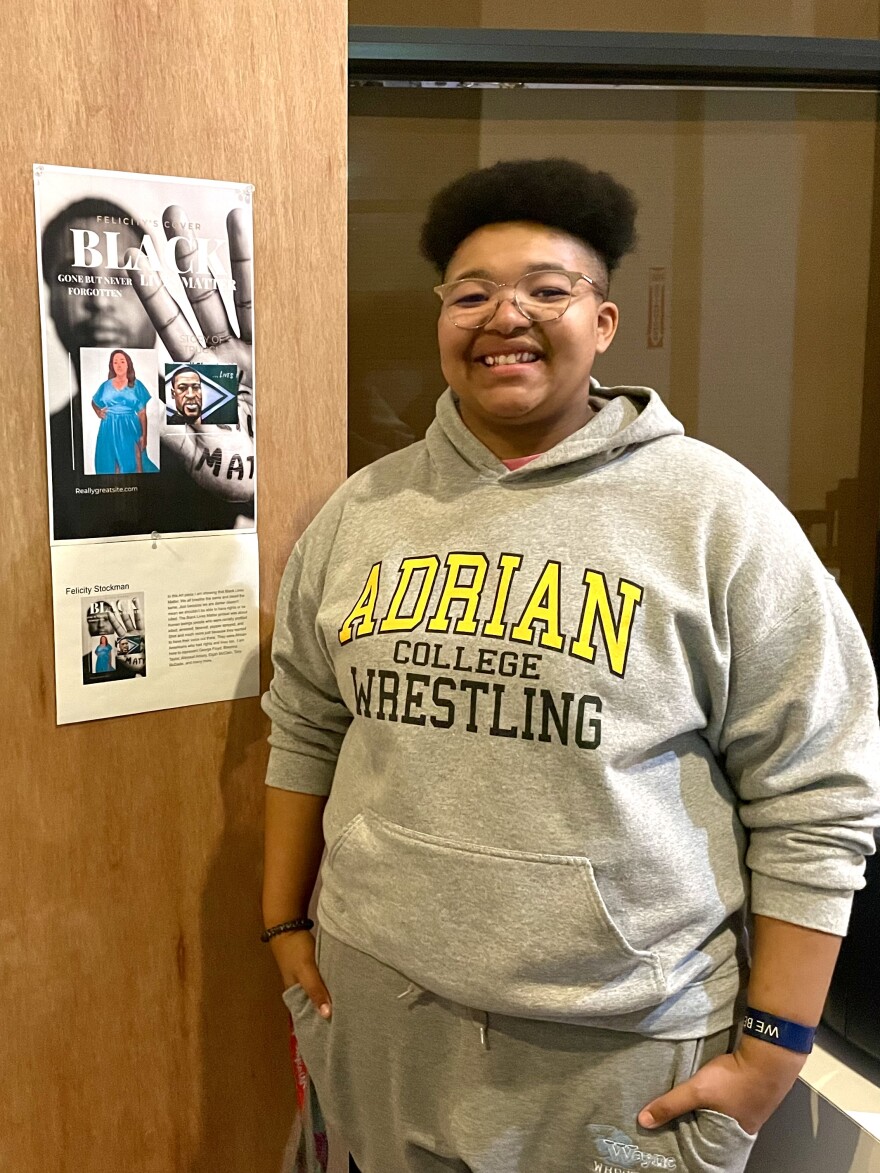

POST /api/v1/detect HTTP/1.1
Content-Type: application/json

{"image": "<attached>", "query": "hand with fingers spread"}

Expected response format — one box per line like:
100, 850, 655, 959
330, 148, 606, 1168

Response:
130, 204, 256, 506
87, 599, 128, 639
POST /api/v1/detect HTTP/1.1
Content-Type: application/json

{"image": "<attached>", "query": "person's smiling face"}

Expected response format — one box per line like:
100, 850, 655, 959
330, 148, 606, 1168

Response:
112, 352, 128, 379
437, 221, 619, 458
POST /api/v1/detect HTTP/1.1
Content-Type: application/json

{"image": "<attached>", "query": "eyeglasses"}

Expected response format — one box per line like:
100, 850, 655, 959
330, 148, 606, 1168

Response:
433, 269, 603, 329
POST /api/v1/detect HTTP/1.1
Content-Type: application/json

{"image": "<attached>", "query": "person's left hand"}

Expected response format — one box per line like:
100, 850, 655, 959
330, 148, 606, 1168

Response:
638, 1037, 805, 1136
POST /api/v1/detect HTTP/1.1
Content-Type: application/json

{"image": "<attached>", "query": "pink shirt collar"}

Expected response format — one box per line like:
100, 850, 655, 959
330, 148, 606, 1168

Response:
501, 453, 542, 471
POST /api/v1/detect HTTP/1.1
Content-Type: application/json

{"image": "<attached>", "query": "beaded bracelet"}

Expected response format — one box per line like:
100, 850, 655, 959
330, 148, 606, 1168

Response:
260, 917, 314, 943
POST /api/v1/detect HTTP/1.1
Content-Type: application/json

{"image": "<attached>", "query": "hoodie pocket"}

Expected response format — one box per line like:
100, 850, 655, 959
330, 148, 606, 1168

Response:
318, 810, 667, 1019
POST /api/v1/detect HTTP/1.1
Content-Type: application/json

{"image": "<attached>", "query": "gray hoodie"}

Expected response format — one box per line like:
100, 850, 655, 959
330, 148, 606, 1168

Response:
263, 386, 880, 1039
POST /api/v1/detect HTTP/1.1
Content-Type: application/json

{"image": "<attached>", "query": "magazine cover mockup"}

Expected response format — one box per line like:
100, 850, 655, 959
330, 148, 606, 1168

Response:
35, 164, 256, 543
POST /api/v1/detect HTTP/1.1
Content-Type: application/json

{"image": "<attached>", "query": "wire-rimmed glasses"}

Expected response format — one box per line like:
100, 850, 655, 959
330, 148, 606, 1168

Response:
433, 269, 602, 329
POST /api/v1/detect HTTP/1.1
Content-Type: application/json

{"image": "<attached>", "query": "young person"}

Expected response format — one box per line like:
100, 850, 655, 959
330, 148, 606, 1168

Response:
262, 158, 880, 1173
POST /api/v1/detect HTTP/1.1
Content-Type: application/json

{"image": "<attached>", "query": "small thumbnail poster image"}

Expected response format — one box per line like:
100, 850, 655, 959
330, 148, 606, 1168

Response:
163, 362, 240, 428
81, 593, 146, 686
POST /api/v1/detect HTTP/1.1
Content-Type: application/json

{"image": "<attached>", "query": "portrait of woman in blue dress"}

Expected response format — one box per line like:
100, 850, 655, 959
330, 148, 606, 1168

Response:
93, 635, 113, 673
91, 350, 159, 475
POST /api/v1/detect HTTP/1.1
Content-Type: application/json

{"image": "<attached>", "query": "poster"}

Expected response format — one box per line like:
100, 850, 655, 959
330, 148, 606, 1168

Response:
35, 165, 261, 724
51, 534, 260, 725
34, 164, 256, 542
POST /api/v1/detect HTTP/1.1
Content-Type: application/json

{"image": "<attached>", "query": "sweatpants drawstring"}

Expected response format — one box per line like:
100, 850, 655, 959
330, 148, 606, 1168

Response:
475, 1010, 489, 1050
397, 983, 489, 1049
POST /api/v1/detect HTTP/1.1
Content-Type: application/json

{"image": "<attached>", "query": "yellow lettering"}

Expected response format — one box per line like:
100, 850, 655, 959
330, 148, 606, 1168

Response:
426, 553, 489, 634
481, 553, 523, 639
378, 556, 440, 633
509, 561, 564, 651
338, 562, 382, 645
570, 571, 644, 677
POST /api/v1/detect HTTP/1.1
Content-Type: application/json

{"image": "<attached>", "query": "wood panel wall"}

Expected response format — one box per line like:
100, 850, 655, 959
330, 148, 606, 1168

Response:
0, 2, 348, 1170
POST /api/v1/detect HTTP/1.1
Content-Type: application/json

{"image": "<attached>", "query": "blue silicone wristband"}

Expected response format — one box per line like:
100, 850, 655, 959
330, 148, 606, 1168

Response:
742, 1008, 816, 1054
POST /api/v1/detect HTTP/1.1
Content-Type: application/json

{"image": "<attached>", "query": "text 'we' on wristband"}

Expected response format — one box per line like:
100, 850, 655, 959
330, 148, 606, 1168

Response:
742, 1008, 816, 1054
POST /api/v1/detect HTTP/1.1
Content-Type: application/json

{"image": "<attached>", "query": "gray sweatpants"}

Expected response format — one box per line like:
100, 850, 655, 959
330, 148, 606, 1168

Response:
283, 931, 757, 1173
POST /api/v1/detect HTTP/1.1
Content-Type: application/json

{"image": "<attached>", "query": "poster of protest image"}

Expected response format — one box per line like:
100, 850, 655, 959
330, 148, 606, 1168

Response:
82, 591, 147, 685
34, 164, 256, 543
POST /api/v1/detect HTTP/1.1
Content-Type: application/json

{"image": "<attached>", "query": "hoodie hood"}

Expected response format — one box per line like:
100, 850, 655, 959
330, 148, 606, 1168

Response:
426, 380, 685, 483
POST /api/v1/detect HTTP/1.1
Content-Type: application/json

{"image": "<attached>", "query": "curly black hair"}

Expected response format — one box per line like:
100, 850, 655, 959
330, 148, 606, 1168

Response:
420, 158, 638, 280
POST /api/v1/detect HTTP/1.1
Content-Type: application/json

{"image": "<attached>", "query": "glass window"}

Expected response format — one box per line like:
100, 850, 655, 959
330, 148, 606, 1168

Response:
350, 1, 880, 39
349, 83, 880, 639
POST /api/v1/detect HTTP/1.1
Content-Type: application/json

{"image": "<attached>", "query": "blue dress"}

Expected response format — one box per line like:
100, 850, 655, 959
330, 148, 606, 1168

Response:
94, 644, 113, 673
92, 379, 159, 475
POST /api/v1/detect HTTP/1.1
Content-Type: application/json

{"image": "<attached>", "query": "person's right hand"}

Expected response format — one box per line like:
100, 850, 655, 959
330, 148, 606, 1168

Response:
271, 930, 332, 1019
127, 204, 255, 508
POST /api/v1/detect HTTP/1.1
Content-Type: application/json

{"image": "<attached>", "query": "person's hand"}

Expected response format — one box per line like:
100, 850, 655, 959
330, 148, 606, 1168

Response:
639, 1037, 805, 1135
128, 204, 255, 505
271, 930, 332, 1020
92, 600, 127, 638
95, 406, 108, 420
130, 204, 253, 382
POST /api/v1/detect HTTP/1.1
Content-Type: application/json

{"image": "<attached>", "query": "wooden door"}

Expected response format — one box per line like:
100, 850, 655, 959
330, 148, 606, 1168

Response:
0, 2, 347, 1169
